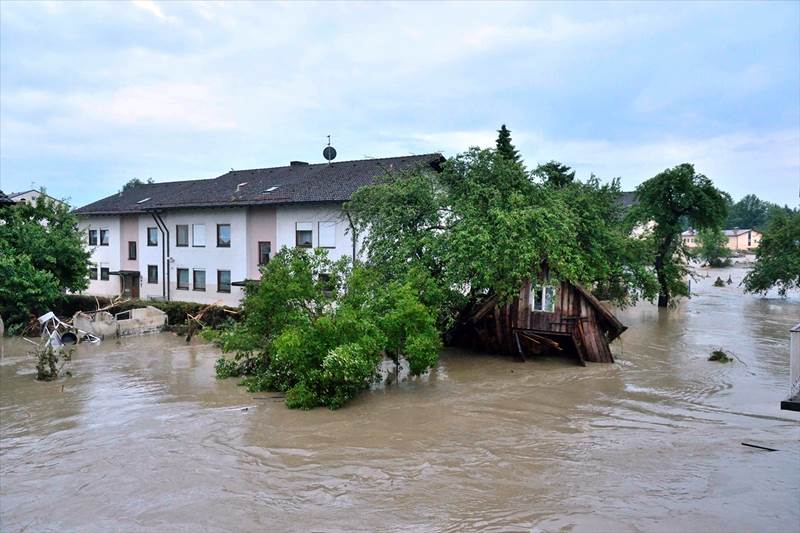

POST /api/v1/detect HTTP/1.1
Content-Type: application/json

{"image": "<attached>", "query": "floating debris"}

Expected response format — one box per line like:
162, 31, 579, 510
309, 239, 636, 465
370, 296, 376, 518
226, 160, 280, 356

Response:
709, 349, 733, 363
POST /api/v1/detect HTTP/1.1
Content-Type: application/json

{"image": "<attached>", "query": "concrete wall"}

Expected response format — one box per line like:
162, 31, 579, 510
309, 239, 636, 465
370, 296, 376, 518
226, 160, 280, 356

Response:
158, 208, 247, 306
275, 203, 355, 263
120, 215, 139, 272
728, 230, 761, 251
78, 203, 359, 305
78, 216, 121, 297
246, 206, 277, 279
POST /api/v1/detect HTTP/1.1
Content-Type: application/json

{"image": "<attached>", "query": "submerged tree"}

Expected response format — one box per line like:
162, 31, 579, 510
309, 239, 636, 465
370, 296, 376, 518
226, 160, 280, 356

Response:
0, 192, 90, 326
632, 164, 728, 307
210, 248, 441, 410
694, 228, 731, 267
347, 148, 657, 320
743, 210, 800, 296
495, 124, 522, 164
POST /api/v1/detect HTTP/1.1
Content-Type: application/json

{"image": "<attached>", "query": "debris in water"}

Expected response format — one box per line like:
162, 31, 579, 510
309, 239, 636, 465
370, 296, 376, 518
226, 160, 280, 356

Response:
741, 442, 779, 452
708, 349, 733, 363
713, 277, 725, 287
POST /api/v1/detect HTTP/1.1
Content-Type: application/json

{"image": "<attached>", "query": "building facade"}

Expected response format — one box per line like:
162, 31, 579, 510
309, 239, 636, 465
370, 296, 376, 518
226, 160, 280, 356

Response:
681, 228, 762, 252
74, 154, 441, 306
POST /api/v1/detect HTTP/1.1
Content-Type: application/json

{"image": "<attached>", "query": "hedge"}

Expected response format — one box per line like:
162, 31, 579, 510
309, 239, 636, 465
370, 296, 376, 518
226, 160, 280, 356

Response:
52, 294, 240, 328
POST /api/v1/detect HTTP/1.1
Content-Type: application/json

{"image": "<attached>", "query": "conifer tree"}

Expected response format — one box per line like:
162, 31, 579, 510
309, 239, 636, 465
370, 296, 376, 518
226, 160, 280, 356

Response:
495, 124, 521, 164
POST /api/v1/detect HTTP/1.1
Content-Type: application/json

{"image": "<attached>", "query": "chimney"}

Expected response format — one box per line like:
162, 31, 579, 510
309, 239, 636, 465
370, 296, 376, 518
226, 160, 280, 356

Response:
290, 161, 308, 167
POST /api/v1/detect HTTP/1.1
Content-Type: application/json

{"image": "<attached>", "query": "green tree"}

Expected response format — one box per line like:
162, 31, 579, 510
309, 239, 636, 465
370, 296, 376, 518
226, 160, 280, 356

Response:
726, 194, 771, 230
347, 148, 657, 318
533, 160, 576, 188
211, 248, 441, 409
632, 164, 728, 307
743, 210, 800, 296
121, 177, 154, 192
495, 124, 522, 164
0, 192, 90, 325
694, 228, 731, 267
0, 254, 61, 327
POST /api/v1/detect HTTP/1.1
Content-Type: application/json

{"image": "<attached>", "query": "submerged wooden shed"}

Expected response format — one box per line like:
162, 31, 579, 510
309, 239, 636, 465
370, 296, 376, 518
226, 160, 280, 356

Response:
461, 279, 627, 365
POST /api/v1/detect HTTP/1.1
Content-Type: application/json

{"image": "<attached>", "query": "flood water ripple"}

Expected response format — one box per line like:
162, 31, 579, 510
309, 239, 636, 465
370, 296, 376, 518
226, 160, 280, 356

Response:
1, 267, 799, 532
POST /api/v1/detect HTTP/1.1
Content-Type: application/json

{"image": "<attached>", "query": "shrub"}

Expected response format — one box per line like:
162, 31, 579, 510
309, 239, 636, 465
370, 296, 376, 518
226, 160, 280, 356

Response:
213, 248, 441, 409
214, 357, 241, 379
285, 383, 317, 410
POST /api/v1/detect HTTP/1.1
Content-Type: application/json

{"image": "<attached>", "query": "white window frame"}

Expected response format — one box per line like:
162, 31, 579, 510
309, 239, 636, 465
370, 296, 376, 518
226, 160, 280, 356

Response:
296, 222, 313, 248
318, 221, 336, 248
192, 224, 206, 247
530, 285, 556, 313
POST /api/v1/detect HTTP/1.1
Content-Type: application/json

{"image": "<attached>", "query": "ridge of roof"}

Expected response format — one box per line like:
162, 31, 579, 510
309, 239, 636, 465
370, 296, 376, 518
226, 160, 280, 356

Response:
74, 153, 443, 216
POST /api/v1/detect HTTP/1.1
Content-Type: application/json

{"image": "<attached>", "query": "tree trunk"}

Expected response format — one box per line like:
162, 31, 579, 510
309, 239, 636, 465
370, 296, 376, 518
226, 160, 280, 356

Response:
654, 234, 675, 308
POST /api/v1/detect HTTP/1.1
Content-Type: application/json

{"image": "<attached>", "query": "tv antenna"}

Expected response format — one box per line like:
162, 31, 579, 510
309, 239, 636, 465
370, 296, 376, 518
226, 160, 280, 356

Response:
323, 135, 337, 166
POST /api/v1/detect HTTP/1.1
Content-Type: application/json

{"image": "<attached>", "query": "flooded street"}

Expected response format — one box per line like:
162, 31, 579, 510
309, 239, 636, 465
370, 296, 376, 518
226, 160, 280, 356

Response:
2, 266, 799, 532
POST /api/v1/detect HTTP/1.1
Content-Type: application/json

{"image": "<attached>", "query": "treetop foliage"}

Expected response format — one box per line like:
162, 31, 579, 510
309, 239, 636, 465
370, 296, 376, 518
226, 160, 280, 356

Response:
347, 147, 658, 324
743, 210, 800, 296
533, 160, 576, 188
725, 193, 793, 231
211, 248, 441, 409
121, 177, 155, 193
495, 124, 522, 164
0, 192, 90, 325
631, 163, 728, 306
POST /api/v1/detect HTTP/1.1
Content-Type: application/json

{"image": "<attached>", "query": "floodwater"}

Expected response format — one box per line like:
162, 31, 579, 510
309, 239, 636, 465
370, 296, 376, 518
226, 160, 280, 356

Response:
1, 267, 799, 532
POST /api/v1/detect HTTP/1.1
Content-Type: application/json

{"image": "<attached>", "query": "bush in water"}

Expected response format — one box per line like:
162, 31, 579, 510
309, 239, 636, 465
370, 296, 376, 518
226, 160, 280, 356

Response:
212, 248, 441, 410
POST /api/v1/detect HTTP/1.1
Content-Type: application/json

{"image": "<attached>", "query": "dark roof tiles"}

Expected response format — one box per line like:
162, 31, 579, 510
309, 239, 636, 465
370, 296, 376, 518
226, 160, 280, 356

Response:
74, 153, 442, 215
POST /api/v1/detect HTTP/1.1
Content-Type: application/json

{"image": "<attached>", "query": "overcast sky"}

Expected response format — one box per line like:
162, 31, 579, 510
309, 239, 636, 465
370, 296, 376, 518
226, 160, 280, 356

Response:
1, 1, 798, 207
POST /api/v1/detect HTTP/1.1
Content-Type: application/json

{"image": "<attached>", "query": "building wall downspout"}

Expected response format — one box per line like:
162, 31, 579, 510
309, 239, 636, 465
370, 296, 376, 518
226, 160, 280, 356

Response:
150, 211, 171, 301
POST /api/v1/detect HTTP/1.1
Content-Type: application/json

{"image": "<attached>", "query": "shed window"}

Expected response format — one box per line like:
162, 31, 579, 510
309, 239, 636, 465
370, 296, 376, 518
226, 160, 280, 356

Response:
147, 227, 158, 246
296, 222, 312, 248
193, 224, 206, 247
88, 229, 98, 246
318, 221, 336, 248
531, 285, 556, 313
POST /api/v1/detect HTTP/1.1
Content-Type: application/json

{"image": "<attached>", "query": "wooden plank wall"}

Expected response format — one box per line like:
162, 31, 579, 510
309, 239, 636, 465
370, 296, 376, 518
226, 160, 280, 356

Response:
508, 279, 614, 363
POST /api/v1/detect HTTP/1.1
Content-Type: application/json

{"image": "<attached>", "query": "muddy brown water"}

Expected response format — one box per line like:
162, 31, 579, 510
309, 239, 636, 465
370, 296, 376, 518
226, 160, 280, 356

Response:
1, 267, 799, 532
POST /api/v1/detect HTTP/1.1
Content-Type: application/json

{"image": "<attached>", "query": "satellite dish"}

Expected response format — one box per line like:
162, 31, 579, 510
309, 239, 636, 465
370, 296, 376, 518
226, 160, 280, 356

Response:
323, 145, 337, 162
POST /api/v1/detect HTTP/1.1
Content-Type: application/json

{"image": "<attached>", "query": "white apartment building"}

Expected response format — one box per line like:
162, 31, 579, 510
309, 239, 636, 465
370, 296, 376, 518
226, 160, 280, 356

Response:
74, 154, 442, 306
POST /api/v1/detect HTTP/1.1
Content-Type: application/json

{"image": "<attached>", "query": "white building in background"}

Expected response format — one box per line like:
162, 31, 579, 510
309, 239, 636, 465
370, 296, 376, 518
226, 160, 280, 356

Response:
74, 154, 442, 306
8, 189, 68, 208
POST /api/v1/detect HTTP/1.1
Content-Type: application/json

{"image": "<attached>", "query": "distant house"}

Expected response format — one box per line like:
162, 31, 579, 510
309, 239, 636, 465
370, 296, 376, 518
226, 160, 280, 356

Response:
0, 190, 14, 207
724, 228, 761, 251
681, 228, 761, 252
73, 154, 443, 305
8, 189, 68, 208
